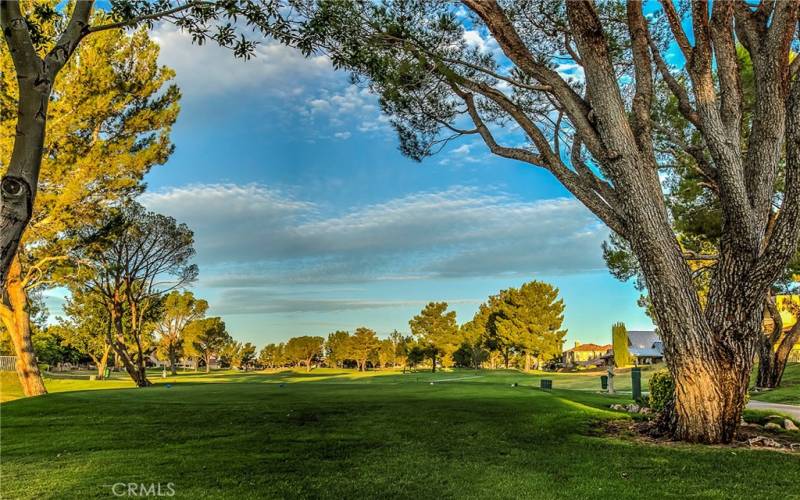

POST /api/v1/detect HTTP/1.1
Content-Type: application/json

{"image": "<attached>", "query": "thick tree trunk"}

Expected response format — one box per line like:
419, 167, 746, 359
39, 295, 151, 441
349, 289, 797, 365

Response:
671, 356, 752, 443
524, 352, 531, 372
431, 351, 436, 373
607, 365, 615, 395
0, 257, 46, 396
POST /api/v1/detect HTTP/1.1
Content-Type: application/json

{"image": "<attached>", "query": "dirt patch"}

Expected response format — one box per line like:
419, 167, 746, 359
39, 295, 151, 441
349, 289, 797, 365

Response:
593, 418, 800, 453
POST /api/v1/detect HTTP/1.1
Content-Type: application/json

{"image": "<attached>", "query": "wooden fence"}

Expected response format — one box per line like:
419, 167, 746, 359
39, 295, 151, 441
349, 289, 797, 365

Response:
0, 356, 17, 371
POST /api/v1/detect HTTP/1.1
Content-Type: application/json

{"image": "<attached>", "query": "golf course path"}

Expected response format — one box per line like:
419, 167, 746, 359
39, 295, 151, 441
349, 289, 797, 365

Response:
747, 400, 800, 419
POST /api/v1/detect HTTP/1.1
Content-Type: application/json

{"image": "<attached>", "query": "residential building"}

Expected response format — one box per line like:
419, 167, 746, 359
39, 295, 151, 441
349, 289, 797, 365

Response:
564, 342, 612, 367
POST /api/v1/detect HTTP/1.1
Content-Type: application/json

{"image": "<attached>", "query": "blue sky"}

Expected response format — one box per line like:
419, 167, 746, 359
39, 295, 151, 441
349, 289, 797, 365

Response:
127, 21, 655, 347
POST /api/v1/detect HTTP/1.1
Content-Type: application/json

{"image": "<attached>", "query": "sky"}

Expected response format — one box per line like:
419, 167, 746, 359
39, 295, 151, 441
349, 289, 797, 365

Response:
112, 18, 657, 347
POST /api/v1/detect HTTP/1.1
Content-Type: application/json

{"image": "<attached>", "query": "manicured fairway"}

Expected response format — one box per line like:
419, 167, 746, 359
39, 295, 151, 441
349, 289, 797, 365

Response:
1, 369, 799, 499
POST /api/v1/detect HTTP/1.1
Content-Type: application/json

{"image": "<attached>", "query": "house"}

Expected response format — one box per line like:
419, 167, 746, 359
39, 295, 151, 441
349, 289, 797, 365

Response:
564, 342, 612, 367
626, 330, 664, 365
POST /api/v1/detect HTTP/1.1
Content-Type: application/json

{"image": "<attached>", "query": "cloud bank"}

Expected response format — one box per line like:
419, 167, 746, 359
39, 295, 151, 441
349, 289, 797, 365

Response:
141, 184, 608, 314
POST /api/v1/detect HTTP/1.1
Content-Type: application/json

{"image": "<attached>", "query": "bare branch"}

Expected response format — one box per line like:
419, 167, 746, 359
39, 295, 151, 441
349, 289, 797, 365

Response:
648, 34, 700, 127
441, 57, 551, 93
659, 0, 693, 59
461, 0, 606, 160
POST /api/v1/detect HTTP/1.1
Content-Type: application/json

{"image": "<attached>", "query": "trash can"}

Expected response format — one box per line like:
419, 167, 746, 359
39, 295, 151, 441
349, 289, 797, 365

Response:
631, 367, 642, 401
600, 375, 608, 390
540, 379, 552, 391
103, 367, 111, 379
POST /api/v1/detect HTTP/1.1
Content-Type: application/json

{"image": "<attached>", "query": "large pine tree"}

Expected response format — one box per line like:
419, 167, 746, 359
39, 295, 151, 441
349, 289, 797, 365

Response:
0, 15, 179, 396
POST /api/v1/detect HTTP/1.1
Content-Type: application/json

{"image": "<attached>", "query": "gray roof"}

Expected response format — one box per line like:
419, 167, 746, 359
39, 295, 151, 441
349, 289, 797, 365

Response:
627, 330, 664, 358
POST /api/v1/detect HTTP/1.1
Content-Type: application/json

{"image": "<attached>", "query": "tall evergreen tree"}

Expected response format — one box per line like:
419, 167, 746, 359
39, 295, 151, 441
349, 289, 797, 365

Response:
611, 322, 633, 368
348, 327, 380, 371
325, 330, 351, 368
494, 281, 567, 371
184, 317, 230, 373
0, 15, 179, 396
409, 302, 458, 372
77, 202, 197, 387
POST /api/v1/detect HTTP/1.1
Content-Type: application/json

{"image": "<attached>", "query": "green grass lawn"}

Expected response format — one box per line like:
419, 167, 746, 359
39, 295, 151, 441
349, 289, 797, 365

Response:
749, 363, 800, 405
0, 364, 663, 404
1, 368, 799, 499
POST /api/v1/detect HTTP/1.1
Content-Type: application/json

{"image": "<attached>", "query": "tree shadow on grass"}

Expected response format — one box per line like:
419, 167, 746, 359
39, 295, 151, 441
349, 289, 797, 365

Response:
3, 381, 800, 499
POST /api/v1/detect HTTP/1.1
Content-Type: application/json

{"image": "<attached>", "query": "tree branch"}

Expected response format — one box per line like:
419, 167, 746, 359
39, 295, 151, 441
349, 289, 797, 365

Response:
461, 0, 606, 161
87, 1, 216, 34
626, 1, 654, 157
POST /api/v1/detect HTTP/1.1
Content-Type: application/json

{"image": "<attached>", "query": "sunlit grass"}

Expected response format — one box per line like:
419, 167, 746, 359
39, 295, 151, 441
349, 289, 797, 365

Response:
2, 368, 798, 499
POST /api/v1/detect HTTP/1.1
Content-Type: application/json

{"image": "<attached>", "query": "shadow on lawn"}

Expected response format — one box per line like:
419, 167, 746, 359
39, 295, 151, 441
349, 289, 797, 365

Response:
3, 376, 800, 499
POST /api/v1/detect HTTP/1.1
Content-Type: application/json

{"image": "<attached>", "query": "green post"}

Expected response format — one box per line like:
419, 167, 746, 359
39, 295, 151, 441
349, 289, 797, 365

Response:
103, 367, 111, 379
631, 367, 641, 401
600, 375, 608, 390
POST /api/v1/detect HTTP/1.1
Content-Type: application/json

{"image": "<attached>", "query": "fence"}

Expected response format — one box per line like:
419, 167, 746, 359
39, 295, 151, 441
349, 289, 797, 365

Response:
0, 356, 17, 371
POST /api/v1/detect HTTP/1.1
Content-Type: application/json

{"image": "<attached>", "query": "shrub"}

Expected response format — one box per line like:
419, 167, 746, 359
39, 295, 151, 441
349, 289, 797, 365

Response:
648, 368, 675, 412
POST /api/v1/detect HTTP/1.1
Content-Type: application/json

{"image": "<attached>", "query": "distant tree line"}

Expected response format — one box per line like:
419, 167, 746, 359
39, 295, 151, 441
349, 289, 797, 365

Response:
255, 280, 567, 373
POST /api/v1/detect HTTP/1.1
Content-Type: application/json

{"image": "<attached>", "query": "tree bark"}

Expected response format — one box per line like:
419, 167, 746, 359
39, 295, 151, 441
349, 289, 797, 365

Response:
108, 302, 151, 387
0, 256, 46, 396
757, 301, 800, 388
671, 353, 752, 443
97, 344, 111, 380
0, 1, 92, 287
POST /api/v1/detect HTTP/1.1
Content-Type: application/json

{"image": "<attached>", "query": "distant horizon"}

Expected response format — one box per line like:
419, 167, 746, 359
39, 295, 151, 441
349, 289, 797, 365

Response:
45, 19, 654, 348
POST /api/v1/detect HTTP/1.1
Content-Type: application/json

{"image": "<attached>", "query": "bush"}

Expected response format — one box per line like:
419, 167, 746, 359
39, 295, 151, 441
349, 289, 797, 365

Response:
648, 368, 674, 412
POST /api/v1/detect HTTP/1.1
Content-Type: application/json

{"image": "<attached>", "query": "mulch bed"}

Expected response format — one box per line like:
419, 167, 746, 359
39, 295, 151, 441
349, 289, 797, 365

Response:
593, 418, 800, 453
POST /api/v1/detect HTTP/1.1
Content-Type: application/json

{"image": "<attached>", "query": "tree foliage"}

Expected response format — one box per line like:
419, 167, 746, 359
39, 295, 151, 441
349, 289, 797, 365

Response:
155, 290, 208, 374
184, 317, 230, 372
409, 302, 458, 372
284, 0, 800, 444
348, 327, 380, 371
285, 336, 324, 372
0, 5, 180, 395
611, 322, 633, 368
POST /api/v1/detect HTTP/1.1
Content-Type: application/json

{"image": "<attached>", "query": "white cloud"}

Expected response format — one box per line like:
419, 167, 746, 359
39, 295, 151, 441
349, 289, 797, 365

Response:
151, 23, 333, 98
141, 184, 609, 314
555, 62, 585, 84
142, 183, 608, 279
299, 85, 390, 139
462, 29, 500, 56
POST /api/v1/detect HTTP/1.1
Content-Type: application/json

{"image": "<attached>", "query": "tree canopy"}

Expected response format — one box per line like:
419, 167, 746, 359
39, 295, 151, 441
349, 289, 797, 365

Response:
281, 0, 800, 444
